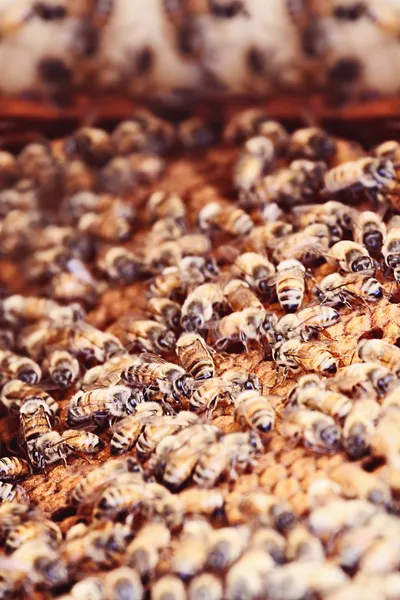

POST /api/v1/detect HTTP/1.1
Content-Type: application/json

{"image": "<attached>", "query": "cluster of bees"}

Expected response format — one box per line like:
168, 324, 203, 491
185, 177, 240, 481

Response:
1, 104, 400, 597
1, 1, 400, 101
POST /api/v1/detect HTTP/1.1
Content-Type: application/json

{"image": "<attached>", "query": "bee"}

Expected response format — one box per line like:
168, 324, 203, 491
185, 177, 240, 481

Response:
121, 354, 195, 404
331, 463, 392, 507
49, 429, 104, 463
223, 110, 288, 145
383, 215, 400, 282
234, 391, 276, 436
267, 561, 348, 600
288, 126, 337, 162
189, 369, 259, 413
357, 338, 400, 377
104, 566, 144, 600
67, 385, 140, 428
322, 157, 396, 202
0, 295, 84, 326
147, 191, 186, 223
78, 203, 134, 243
181, 282, 224, 332
280, 406, 341, 452
293, 200, 356, 237
271, 223, 330, 265
274, 339, 338, 375
250, 528, 286, 565
0, 380, 58, 414
147, 298, 181, 332
97, 246, 142, 283
188, 574, 223, 600
112, 112, 176, 156
160, 424, 221, 490
0, 483, 29, 505
225, 549, 275, 600
0, 457, 30, 482
125, 522, 171, 581
151, 576, 186, 600
170, 519, 212, 580
329, 241, 375, 274
223, 279, 264, 311
19, 397, 53, 454
43, 349, 80, 389
0, 210, 41, 256
92, 479, 152, 521
291, 384, 352, 421
10, 540, 67, 589
337, 362, 396, 399
150, 217, 187, 243
353, 210, 387, 257
314, 272, 383, 307
0, 350, 41, 385
5, 518, 62, 553
114, 319, 176, 354
73, 457, 141, 505
286, 525, 325, 562
309, 498, 378, 542
198, 202, 254, 237
62, 577, 104, 600
149, 267, 184, 300
176, 332, 215, 380
48, 270, 98, 307
193, 431, 263, 487
206, 526, 250, 571
233, 252, 275, 298
233, 136, 275, 192
242, 222, 293, 255
270, 258, 306, 313
176, 234, 212, 258
211, 307, 265, 352
64, 127, 114, 168
62, 159, 96, 196
0, 188, 37, 218
63, 521, 132, 567
178, 255, 220, 289
179, 488, 225, 519
371, 407, 400, 468
145, 240, 183, 271
342, 398, 381, 459
276, 306, 340, 342
110, 402, 163, 455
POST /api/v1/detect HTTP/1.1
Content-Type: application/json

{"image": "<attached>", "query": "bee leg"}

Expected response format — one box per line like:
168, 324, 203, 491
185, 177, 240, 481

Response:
161, 396, 177, 415
239, 332, 249, 353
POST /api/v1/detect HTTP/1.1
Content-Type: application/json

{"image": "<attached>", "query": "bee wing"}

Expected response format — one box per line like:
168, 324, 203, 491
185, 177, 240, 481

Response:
66, 258, 96, 285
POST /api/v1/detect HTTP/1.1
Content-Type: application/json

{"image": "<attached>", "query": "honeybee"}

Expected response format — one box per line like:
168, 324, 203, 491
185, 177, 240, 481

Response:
382, 215, 400, 282
233, 136, 275, 191
176, 332, 215, 380
234, 391, 275, 436
353, 211, 387, 257
225, 548, 275, 600
62, 577, 104, 600
112, 112, 176, 156
113, 319, 176, 354
223, 110, 288, 145
0, 350, 41, 385
63, 521, 132, 567
329, 241, 375, 274
223, 279, 263, 312
67, 385, 140, 428
337, 362, 396, 399
68, 323, 124, 364
149, 267, 184, 299
93, 479, 152, 521
0, 295, 84, 326
342, 398, 381, 459
181, 282, 224, 332
198, 202, 254, 237
206, 526, 250, 571
19, 397, 53, 450
193, 431, 263, 487
211, 307, 265, 352
150, 217, 187, 243
110, 402, 163, 455
322, 157, 396, 202
97, 246, 142, 283
276, 306, 340, 342
179, 488, 225, 519
147, 298, 181, 332
270, 258, 306, 313
288, 126, 336, 161
0, 210, 41, 256
10, 540, 67, 589
170, 518, 212, 580
233, 252, 275, 298
64, 127, 114, 168
271, 223, 330, 265
274, 339, 338, 375
293, 200, 356, 236
314, 272, 383, 307
0, 458, 30, 482
78, 203, 134, 243
188, 573, 223, 600
292, 385, 352, 421
250, 528, 286, 564
104, 567, 144, 600
160, 424, 221, 490
0, 380, 58, 414
267, 561, 348, 600
121, 354, 195, 404
52, 429, 104, 460
309, 498, 378, 541
73, 457, 141, 505
125, 522, 171, 581
357, 338, 400, 377
43, 349, 80, 389
151, 576, 186, 600
242, 222, 293, 255
5, 519, 62, 553
280, 406, 341, 452
189, 369, 259, 413
0, 188, 37, 218
371, 407, 400, 468
286, 525, 325, 563
145, 240, 183, 271
0, 483, 29, 505
147, 191, 186, 223
331, 463, 392, 507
